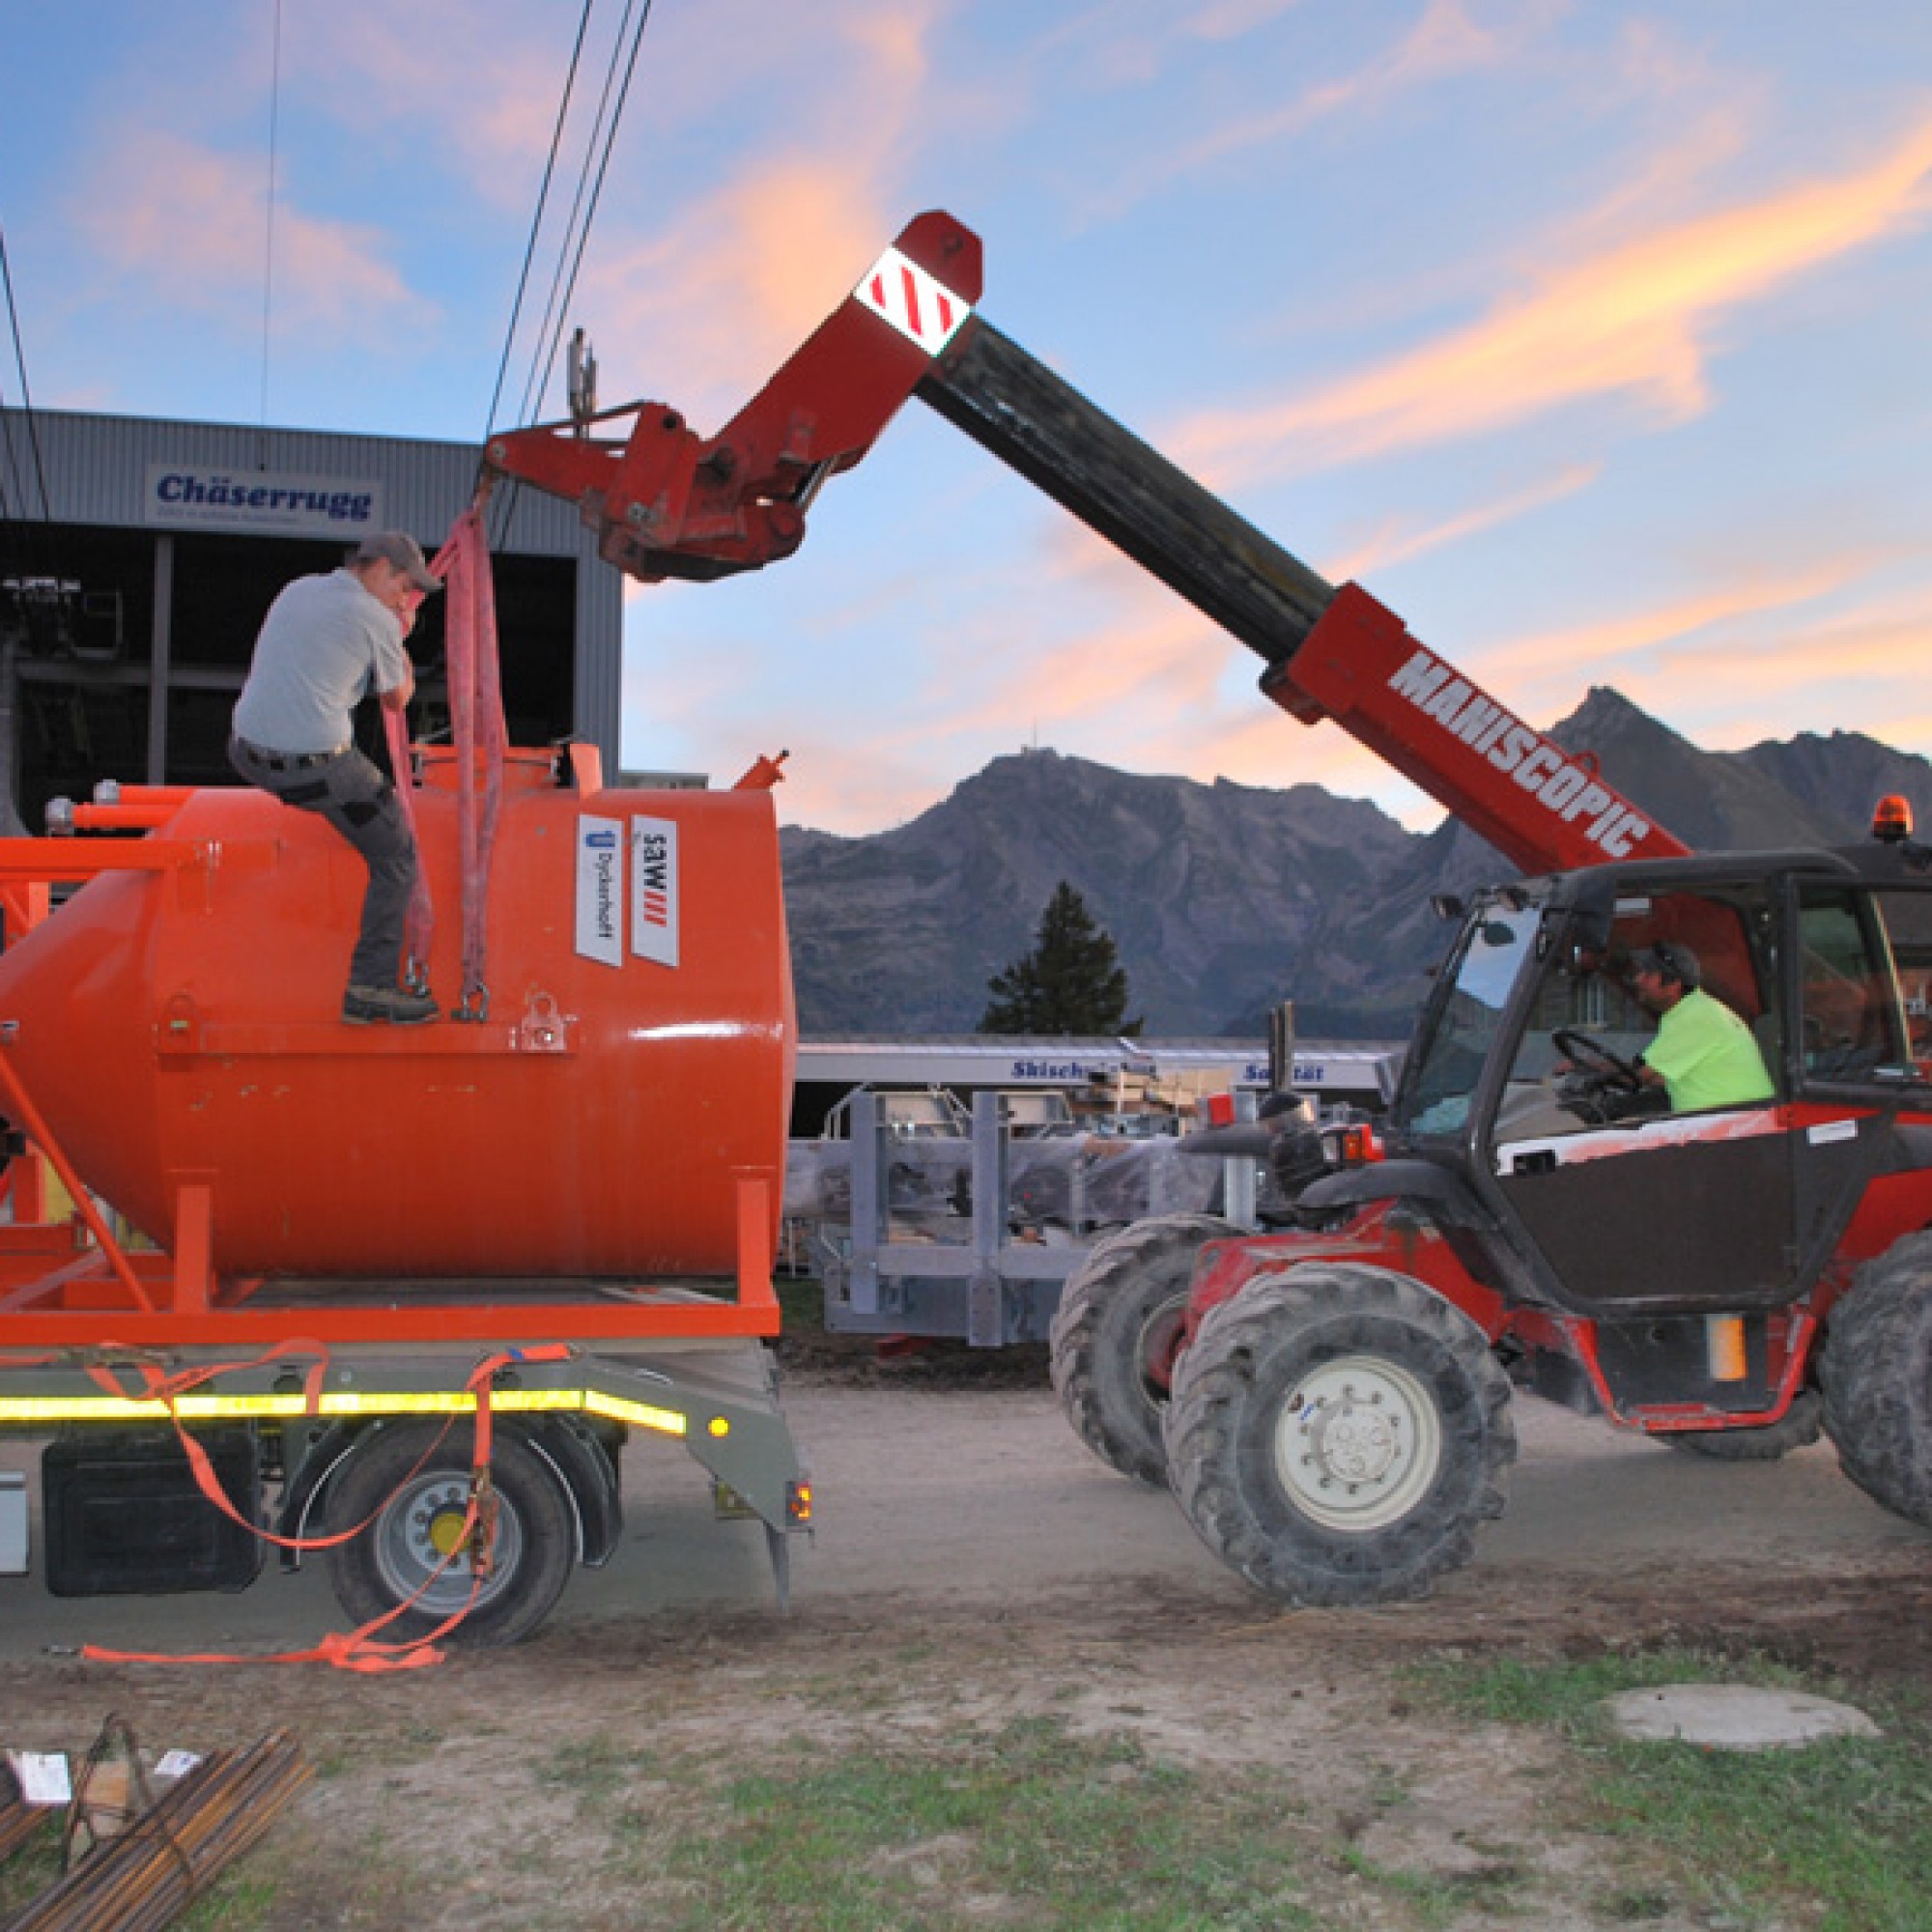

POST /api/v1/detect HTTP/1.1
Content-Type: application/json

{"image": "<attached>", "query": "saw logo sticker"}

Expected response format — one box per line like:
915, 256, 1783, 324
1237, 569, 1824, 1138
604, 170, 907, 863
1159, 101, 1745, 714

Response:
575, 816, 625, 966
631, 815, 680, 968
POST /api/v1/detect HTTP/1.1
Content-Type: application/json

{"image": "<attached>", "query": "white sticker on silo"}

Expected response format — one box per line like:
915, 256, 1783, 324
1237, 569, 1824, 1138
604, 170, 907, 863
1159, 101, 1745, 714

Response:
575, 815, 624, 966
631, 815, 680, 968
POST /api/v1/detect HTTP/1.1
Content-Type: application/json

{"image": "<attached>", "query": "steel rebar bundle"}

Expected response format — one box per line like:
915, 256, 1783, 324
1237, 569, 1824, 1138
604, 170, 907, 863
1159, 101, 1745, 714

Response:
6, 1730, 310, 1932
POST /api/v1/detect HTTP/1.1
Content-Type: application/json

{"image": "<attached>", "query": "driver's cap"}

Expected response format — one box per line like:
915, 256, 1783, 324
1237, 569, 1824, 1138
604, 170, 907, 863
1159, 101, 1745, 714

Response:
1632, 940, 1699, 989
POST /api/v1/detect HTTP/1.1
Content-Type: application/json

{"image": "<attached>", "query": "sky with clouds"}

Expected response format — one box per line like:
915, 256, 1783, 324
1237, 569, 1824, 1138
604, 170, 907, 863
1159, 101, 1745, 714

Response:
4, 1, 1931, 835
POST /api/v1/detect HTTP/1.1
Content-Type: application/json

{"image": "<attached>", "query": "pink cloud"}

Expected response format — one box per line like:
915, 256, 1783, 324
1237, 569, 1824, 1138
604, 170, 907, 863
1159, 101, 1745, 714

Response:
1043, 0, 1363, 93
1321, 463, 1602, 581
73, 129, 435, 345
1481, 557, 1875, 698
1084, 0, 1547, 217
574, 162, 895, 429
293, 0, 598, 210
1629, 593, 1932, 739
1180, 116, 1932, 486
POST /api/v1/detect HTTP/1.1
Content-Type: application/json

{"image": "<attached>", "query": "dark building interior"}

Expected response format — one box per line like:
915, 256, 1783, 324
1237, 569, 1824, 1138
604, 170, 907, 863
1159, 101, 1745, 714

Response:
0, 523, 578, 828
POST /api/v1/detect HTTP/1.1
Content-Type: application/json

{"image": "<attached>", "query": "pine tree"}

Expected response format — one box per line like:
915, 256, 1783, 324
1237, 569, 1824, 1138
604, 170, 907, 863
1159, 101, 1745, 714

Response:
980, 881, 1139, 1036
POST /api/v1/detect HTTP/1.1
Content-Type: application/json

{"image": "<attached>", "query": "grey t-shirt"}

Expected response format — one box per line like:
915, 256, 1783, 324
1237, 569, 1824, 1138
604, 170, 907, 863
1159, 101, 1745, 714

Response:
232, 567, 410, 753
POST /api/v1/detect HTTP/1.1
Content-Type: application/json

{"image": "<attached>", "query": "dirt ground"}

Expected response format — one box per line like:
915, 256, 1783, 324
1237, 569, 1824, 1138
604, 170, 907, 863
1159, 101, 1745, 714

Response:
3, 1351, 1930, 1928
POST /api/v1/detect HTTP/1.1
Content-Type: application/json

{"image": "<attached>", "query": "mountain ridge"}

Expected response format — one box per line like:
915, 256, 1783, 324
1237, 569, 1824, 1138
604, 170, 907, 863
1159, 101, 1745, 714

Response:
780, 691, 1932, 1038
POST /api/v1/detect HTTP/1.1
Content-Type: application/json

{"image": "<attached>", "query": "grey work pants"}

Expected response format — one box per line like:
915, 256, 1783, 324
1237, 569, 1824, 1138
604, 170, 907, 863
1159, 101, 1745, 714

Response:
228, 736, 418, 991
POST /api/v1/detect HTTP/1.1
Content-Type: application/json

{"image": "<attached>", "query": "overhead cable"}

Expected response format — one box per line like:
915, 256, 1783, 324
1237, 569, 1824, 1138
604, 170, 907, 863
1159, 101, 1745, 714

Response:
492, 0, 656, 549
511, 0, 655, 433
0, 221, 52, 524
481, 0, 596, 443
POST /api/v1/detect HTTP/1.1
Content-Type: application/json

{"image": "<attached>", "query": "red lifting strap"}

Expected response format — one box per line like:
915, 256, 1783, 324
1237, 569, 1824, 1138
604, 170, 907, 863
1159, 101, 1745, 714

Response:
383, 509, 508, 1010
438, 508, 508, 1019
383, 697, 433, 992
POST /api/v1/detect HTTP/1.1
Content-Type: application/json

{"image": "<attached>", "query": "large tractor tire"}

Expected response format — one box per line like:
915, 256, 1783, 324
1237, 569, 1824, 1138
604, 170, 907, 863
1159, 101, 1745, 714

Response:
1819, 1231, 1932, 1527
1659, 1390, 1823, 1462
325, 1420, 577, 1647
1049, 1213, 1240, 1486
1164, 1263, 1516, 1605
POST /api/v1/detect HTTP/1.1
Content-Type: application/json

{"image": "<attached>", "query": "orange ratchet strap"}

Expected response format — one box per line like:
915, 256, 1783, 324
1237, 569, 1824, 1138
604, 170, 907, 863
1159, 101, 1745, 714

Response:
80, 1344, 570, 1673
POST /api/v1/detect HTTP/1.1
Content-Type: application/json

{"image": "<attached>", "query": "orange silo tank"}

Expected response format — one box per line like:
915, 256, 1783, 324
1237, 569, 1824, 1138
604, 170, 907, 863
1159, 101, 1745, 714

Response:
0, 749, 794, 1280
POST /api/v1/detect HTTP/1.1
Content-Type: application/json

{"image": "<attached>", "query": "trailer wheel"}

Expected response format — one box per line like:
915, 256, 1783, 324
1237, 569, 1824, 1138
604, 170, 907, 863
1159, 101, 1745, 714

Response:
1820, 1230, 1932, 1526
1658, 1391, 1823, 1461
325, 1422, 576, 1647
1049, 1213, 1239, 1485
1164, 1264, 1515, 1605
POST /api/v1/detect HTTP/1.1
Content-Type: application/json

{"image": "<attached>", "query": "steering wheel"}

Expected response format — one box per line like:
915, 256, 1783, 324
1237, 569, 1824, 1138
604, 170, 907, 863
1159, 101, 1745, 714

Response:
1551, 1027, 1643, 1091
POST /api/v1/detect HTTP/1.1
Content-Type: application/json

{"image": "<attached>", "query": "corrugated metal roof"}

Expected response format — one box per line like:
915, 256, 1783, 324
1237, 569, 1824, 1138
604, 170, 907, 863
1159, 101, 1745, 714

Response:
0, 406, 592, 556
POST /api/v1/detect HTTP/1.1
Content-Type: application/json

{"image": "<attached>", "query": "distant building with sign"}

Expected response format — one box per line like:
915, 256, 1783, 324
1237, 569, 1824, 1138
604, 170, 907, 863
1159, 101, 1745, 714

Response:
0, 406, 620, 829
789, 1036, 1400, 1136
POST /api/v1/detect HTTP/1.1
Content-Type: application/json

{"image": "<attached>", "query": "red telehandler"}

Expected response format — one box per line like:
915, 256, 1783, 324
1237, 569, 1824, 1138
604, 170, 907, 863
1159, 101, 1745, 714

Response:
486, 211, 1932, 1604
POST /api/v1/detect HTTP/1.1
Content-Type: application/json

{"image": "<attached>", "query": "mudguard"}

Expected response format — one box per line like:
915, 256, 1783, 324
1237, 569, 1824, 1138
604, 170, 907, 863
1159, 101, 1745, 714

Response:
1296, 1157, 1499, 1231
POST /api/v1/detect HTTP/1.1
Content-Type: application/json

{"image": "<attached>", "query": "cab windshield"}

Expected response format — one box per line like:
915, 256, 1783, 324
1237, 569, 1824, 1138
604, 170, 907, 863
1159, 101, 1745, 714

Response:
1395, 901, 1540, 1139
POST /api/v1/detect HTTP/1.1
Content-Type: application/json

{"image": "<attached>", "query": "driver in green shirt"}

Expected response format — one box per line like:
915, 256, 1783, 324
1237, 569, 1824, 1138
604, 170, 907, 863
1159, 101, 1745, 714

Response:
1630, 941, 1776, 1113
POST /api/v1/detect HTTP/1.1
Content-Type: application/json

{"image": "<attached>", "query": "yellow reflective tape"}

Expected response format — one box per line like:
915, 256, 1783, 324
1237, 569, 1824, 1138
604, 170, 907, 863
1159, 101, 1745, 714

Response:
583, 1391, 688, 1437
0, 1386, 690, 1435
0, 1398, 173, 1424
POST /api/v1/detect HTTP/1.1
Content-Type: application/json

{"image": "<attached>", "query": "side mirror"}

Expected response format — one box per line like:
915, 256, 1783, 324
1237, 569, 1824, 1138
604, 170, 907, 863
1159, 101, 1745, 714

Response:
1431, 894, 1465, 923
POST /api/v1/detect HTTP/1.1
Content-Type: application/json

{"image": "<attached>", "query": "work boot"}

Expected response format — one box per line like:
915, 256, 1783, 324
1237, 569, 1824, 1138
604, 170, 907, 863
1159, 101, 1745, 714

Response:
342, 983, 441, 1026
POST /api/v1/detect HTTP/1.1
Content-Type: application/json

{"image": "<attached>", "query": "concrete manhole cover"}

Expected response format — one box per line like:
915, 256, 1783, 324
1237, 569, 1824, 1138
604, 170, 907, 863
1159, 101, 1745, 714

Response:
1603, 1684, 1879, 1751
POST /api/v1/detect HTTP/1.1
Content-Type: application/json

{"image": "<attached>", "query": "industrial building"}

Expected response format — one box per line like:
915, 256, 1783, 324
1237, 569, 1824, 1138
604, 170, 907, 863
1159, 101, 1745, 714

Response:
0, 406, 620, 830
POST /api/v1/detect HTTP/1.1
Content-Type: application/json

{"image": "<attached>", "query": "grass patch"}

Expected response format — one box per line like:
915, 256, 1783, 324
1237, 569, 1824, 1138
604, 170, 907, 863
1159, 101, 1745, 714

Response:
178, 1871, 283, 1930
541, 1733, 657, 1804
557, 1715, 1317, 1931
1338, 1844, 1530, 1929
0, 1825, 62, 1920
1412, 1647, 1932, 1932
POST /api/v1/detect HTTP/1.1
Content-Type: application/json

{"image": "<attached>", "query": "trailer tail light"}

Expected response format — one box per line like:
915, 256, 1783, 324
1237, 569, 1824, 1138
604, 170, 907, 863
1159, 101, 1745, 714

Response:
788, 1480, 814, 1526
1873, 794, 1914, 842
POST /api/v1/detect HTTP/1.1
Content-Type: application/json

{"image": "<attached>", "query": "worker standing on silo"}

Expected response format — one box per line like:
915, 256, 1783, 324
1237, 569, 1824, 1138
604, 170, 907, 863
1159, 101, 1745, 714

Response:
229, 532, 442, 1025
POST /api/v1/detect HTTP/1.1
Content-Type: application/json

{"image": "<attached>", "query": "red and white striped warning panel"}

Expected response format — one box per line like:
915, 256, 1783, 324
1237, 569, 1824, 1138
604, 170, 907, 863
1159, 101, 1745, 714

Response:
855, 245, 974, 355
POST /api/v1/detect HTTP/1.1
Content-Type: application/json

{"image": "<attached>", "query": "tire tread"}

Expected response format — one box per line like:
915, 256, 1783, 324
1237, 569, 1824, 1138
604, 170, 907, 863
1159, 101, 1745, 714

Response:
1820, 1230, 1932, 1525
1048, 1213, 1237, 1485
1165, 1264, 1515, 1606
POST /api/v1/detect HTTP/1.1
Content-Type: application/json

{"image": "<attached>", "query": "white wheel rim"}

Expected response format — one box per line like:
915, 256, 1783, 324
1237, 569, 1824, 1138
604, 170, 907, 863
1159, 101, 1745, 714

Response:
1273, 1352, 1443, 1532
373, 1473, 525, 1614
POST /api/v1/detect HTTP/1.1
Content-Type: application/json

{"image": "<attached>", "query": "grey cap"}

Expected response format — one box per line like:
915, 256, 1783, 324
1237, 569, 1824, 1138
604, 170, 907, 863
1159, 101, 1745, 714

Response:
1631, 940, 1700, 989
354, 530, 441, 592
